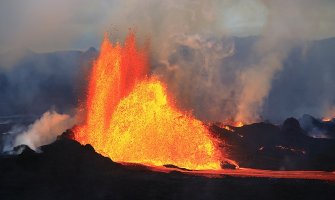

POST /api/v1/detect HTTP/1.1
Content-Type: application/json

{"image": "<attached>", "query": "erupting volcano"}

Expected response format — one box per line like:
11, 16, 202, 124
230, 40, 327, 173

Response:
74, 32, 222, 170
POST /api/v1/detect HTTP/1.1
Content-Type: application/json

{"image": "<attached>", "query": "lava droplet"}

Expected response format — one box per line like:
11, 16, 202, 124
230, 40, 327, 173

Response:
74, 31, 223, 170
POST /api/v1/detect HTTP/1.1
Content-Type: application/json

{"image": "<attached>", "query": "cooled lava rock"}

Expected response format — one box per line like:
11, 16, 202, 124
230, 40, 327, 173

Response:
299, 114, 335, 139
220, 160, 238, 169
281, 117, 304, 136
211, 118, 335, 171
1, 133, 335, 200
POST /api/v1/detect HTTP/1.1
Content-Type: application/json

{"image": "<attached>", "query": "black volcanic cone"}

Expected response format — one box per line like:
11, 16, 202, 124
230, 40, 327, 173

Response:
210, 118, 335, 171
281, 117, 304, 136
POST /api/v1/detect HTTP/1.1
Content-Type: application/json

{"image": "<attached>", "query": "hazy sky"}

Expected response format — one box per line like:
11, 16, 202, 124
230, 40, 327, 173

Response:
1, 0, 335, 124
1, 0, 335, 52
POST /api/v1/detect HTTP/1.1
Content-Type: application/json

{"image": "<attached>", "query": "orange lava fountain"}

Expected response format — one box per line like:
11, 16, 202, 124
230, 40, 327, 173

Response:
74, 32, 222, 170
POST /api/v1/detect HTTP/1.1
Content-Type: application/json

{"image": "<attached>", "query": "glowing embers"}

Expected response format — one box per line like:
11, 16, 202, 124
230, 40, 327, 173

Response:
322, 117, 334, 122
222, 120, 244, 128
214, 120, 244, 132
74, 32, 222, 170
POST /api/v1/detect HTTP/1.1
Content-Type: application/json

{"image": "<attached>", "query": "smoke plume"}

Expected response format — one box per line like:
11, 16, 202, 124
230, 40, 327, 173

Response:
146, 0, 335, 123
14, 110, 77, 150
234, 0, 313, 122
1, 0, 335, 123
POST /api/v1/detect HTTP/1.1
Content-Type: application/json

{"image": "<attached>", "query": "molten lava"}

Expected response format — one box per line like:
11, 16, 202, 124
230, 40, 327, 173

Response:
322, 117, 334, 122
74, 32, 222, 170
222, 125, 236, 132
220, 119, 244, 128
215, 120, 244, 132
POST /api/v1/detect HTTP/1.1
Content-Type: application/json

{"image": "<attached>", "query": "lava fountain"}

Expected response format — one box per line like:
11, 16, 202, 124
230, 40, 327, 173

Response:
74, 32, 223, 170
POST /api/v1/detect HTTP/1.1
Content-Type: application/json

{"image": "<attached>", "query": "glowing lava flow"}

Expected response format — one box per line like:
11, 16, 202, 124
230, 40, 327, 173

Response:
226, 121, 244, 127
74, 32, 222, 170
322, 117, 334, 122
215, 120, 244, 132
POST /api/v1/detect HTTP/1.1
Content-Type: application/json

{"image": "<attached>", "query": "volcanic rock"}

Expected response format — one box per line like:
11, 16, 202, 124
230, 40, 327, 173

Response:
281, 117, 304, 136
299, 114, 335, 139
220, 160, 238, 169
1, 132, 335, 200
211, 118, 335, 171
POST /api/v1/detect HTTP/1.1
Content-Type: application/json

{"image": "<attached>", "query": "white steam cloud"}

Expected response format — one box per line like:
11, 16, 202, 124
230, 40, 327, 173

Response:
14, 110, 76, 150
